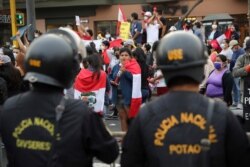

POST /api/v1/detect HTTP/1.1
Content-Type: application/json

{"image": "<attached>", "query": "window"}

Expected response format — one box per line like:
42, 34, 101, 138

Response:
95, 21, 117, 38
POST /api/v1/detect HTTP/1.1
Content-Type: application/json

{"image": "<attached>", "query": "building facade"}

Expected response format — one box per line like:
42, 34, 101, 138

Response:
0, 0, 248, 45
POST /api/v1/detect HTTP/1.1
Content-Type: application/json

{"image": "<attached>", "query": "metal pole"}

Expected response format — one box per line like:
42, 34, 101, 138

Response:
26, 0, 36, 41
9, 0, 18, 46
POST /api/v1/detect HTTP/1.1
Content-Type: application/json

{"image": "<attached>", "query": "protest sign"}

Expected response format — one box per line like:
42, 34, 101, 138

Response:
119, 22, 130, 40
10, 24, 32, 41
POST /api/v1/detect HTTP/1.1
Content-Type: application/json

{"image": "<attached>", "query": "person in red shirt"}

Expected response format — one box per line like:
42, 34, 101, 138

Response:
101, 40, 111, 72
77, 24, 93, 40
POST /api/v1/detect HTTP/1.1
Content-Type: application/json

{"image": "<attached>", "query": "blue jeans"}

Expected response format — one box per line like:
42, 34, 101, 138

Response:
233, 77, 240, 104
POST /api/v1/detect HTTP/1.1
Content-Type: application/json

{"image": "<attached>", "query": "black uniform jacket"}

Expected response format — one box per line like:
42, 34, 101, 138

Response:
0, 87, 119, 167
121, 91, 249, 167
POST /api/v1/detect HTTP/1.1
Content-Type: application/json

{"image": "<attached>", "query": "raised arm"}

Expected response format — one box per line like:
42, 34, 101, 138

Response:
16, 31, 27, 54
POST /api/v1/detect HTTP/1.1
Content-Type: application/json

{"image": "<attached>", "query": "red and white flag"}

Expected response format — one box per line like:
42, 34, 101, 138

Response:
116, 5, 127, 35
216, 28, 232, 44
210, 28, 232, 49
124, 58, 142, 118
74, 69, 107, 113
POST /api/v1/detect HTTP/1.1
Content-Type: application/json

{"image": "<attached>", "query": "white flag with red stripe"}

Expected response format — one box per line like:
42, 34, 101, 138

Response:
117, 5, 127, 35
74, 69, 106, 113
124, 58, 142, 118
210, 28, 232, 49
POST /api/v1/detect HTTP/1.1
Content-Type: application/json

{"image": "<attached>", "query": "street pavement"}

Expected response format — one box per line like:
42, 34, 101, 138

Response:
229, 106, 243, 116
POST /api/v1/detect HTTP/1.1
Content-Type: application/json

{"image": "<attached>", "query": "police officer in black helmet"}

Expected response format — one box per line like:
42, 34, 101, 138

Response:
121, 32, 249, 167
0, 28, 119, 166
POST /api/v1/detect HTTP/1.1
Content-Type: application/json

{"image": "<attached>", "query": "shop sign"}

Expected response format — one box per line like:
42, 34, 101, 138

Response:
0, 14, 11, 23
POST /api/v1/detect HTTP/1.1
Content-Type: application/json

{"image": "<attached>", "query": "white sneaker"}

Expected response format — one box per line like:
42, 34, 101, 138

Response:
232, 102, 237, 107
236, 103, 242, 109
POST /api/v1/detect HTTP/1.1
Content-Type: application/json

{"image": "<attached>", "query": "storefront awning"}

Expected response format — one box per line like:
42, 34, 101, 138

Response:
202, 13, 234, 22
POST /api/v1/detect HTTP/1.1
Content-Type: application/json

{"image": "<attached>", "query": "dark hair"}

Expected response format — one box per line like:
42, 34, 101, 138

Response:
86, 45, 94, 56
131, 12, 138, 20
86, 53, 102, 80
195, 22, 202, 28
212, 20, 219, 25
0, 63, 21, 97
167, 76, 199, 89
113, 46, 120, 52
102, 40, 110, 48
152, 41, 160, 52
89, 42, 98, 53
207, 44, 212, 55
224, 39, 230, 44
133, 47, 146, 64
119, 47, 132, 57
35, 30, 43, 35
234, 24, 239, 32
133, 48, 149, 90
87, 29, 93, 37
144, 43, 151, 52
217, 54, 227, 62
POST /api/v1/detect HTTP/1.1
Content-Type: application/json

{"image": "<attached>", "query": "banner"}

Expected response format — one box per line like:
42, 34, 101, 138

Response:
243, 76, 250, 131
119, 22, 130, 41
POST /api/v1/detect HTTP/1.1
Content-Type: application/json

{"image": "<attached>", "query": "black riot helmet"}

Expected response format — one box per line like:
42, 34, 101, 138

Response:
24, 28, 86, 88
157, 31, 207, 83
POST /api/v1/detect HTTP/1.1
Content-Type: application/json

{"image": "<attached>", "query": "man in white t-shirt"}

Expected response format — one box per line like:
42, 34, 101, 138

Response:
145, 11, 163, 47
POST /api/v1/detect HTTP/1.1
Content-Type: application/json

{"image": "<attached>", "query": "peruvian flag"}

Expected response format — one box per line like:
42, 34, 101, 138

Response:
216, 28, 232, 44
124, 58, 142, 118
110, 38, 123, 48
117, 5, 127, 36
74, 69, 107, 113
210, 28, 232, 49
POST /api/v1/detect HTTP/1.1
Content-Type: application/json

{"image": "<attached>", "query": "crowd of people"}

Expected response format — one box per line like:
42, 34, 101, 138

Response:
0, 9, 250, 166
0, 11, 249, 129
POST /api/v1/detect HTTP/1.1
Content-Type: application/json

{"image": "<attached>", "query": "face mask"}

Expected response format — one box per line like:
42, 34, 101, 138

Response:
220, 44, 226, 49
232, 46, 238, 52
105, 34, 111, 39
214, 62, 222, 70
212, 24, 217, 30
13, 53, 17, 59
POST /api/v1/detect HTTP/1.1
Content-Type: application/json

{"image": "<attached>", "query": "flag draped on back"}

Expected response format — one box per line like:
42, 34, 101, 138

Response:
74, 69, 106, 113
125, 59, 142, 118
117, 5, 127, 36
